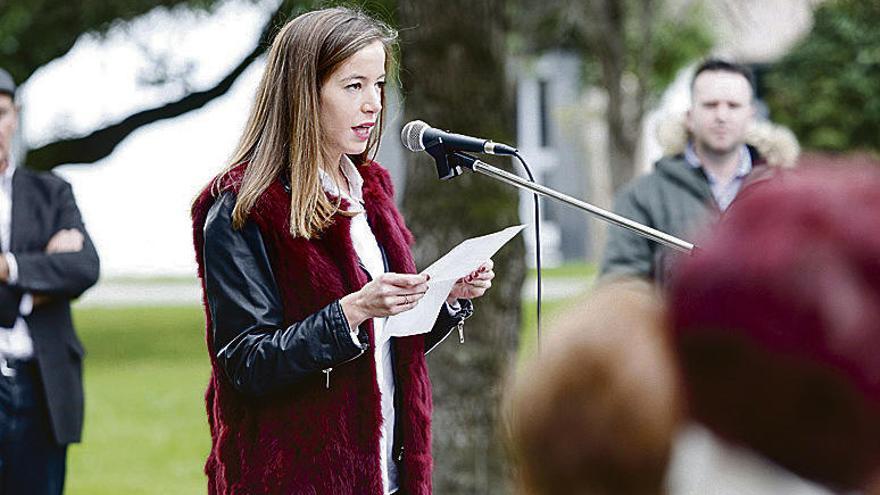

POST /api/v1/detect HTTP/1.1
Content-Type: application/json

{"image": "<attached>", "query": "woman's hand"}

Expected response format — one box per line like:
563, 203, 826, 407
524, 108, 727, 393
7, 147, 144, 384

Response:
340, 273, 430, 329
447, 259, 494, 305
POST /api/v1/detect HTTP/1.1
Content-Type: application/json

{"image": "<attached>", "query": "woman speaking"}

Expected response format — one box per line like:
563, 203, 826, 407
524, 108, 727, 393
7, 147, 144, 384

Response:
191, 6, 494, 495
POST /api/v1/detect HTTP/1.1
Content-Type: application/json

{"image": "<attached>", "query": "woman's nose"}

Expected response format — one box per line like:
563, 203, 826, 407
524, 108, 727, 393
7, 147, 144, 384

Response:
362, 88, 382, 114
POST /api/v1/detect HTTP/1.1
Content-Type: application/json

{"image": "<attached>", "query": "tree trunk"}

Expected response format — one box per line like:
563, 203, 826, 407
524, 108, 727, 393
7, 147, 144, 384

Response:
588, 0, 639, 192
397, 1, 525, 492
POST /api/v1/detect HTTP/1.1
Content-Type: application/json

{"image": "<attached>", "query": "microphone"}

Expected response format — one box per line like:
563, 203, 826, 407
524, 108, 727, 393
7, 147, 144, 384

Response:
400, 120, 517, 156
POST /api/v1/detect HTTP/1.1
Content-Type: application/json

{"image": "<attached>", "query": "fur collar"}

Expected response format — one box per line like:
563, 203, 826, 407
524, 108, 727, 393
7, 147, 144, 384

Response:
655, 112, 800, 168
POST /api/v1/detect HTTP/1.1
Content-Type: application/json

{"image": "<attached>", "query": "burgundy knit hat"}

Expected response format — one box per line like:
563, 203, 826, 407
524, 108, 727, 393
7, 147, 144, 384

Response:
668, 165, 880, 491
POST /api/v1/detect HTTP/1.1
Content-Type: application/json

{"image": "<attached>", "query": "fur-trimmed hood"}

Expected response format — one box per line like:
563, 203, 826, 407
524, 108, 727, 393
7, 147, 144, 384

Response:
655, 112, 801, 168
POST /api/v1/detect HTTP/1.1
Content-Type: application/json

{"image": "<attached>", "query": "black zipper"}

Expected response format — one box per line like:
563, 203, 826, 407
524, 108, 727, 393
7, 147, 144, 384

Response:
391, 341, 405, 464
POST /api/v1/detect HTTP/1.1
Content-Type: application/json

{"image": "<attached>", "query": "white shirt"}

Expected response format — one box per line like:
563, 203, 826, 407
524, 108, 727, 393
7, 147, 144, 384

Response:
320, 158, 399, 494
0, 158, 34, 360
668, 424, 833, 495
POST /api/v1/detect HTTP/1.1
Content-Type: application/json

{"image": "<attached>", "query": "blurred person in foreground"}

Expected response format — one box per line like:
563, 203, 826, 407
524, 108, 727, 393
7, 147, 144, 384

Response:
0, 68, 100, 494
600, 58, 799, 284
191, 7, 494, 494
505, 280, 681, 495
668, 165, 880, 494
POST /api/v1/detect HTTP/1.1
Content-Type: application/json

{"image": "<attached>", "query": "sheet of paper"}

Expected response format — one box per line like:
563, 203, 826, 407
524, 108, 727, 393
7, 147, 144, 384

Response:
383, 225, 525, 338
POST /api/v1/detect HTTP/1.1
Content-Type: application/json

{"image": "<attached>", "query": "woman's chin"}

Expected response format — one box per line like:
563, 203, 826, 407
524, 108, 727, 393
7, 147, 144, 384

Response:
344, 144, 369, 156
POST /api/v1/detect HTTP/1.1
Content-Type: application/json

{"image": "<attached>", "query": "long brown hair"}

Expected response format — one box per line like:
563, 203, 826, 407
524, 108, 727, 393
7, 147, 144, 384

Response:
219, 7, 396, 239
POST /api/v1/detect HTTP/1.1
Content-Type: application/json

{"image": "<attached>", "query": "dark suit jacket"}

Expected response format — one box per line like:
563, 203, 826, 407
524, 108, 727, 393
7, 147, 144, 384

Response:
0, 167, 99, 444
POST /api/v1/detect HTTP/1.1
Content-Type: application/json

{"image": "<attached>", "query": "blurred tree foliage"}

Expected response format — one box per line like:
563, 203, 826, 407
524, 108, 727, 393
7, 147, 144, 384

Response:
647, 8, 714, 93
0, 0, 236, 84
513, 0, 713, 190
764, 0, 880, 153
1, 0, 262, 169
0, 0, 338, 169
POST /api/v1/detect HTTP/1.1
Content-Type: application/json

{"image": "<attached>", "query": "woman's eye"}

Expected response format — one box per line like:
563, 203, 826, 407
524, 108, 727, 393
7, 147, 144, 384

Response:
377, 81, 386, 89
347, 82, 362, 90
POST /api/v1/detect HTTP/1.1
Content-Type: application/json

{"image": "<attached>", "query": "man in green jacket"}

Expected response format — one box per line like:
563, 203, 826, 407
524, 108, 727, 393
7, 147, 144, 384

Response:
600, 59, 796, 283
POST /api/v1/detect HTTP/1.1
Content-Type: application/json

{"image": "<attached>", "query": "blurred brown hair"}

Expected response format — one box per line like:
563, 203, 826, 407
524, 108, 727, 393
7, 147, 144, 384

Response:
505, 280, 681, 495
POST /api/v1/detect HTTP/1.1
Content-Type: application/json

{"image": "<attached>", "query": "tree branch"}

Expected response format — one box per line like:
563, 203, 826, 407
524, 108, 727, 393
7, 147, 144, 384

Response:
25, 2, 292, 171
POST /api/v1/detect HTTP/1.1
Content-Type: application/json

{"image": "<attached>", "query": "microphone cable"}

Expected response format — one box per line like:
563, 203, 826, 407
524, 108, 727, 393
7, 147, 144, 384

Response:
512, 152, 542, 352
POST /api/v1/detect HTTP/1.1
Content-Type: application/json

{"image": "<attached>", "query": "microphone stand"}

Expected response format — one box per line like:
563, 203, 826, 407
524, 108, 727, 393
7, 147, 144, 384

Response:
436, 149, 696, 254
419, 140, 695, 352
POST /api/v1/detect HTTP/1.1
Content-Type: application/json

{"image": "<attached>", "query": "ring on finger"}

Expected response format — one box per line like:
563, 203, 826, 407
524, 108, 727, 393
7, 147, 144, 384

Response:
403, 294, 410, 304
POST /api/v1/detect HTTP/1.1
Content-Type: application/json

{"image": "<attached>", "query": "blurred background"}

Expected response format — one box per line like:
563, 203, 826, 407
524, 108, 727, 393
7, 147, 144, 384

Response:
1, 0, 877, 492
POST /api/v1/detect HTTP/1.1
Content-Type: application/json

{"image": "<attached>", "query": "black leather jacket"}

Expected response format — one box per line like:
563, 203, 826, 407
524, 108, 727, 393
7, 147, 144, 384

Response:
203, 192, 473, 397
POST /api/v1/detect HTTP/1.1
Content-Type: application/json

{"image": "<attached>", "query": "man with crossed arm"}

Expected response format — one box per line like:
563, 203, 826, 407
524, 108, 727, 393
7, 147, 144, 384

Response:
0, 68, 100, 494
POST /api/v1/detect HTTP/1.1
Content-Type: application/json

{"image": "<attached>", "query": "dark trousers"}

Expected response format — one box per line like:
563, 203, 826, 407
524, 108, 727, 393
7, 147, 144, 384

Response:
0, 359, 67, 495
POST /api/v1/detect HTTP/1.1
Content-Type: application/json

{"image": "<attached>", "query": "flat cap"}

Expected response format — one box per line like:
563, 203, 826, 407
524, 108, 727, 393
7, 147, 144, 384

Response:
0, 69, 15, 97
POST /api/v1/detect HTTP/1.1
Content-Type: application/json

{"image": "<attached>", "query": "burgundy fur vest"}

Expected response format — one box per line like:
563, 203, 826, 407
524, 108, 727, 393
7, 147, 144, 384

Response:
192, 161, 433, 494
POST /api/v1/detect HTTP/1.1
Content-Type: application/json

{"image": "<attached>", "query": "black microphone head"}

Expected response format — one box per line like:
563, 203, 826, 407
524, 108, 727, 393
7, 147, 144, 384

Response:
401, 120, 430, 152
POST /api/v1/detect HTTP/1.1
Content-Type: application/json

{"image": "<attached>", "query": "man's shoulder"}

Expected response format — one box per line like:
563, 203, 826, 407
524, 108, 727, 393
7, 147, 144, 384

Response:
619, 155, 688, 194
653, 153, 691, 176
15, 167, 71, 190
13, 169, 77, 210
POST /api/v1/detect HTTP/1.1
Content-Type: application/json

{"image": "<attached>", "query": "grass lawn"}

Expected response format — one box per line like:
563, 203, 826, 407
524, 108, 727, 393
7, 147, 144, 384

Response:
520, 262, 596, 360
66, 306, 210, 495
518, 296, 585, 362
528, 261, 596, 280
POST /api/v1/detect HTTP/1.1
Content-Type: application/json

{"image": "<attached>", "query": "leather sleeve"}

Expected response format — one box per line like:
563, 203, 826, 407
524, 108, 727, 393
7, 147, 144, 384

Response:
203, 192, 367, 397
424, 298, 474, 354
